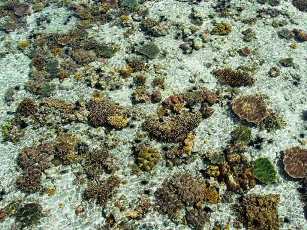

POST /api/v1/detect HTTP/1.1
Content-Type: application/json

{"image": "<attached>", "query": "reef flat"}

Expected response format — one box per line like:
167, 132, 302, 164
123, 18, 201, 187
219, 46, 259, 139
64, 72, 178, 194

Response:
0, 0, 306, 229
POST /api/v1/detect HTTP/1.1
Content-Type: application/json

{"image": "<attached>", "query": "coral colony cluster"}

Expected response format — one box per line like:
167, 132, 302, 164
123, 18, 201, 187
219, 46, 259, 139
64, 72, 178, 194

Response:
0, 0, 306, 229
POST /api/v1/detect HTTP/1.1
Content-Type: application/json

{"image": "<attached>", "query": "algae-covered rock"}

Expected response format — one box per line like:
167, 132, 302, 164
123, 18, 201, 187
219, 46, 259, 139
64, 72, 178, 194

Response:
136, 42, 160, 59
120, 0, 139, 10
15, 203, 43, 228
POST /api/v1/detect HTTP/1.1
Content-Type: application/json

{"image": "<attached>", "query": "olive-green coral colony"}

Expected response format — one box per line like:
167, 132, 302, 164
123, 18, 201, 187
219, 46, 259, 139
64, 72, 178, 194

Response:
253, 157, 277, 184
0, 0, 305, 228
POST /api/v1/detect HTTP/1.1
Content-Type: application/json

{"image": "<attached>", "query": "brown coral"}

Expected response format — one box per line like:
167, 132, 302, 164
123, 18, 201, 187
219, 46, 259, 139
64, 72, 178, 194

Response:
16, 167, 42, 193
283, 147, 307, 179
238, 194, 280, 230
54, 134, 79, 165
83, 176, 120, 207
83, 150, 117, 178
213, 68, 255, 87
16, 98, 38, 117
155, 173, 219, 219
231, 95, 270, 125
134, 144, 161, 171
18, 143, 54, 171
88, 98, 129, 129
143, 111, 203, 143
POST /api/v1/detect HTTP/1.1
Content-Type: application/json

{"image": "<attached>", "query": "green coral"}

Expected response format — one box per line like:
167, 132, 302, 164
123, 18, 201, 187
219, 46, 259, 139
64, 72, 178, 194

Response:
1, 119, 13, 141
96, 43, 119, 58
231, 126, 252, 145
253, 157, 277, 184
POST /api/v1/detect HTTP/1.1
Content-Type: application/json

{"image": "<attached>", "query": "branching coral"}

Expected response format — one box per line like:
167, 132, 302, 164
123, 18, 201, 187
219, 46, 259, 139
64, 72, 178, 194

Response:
155, 173, 219, 220
237, 194, 280, 230
88, 98, 129, 129
213, 68, 255, 87
83, 176, 121, 207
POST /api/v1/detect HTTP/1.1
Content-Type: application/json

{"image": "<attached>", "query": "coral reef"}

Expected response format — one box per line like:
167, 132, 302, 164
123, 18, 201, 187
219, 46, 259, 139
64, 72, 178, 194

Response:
283, 147, 307, 179
253, 157, 277, 184
231, 95, 271, 125
83, 176, 121, 207
155, 173, 219, 220
134, 144, 161, 171
15, 203, 43, 229
237, 194, 280, 230
213, 68, 255, 87
143, 111, 203, 143
88, 98, 129, 129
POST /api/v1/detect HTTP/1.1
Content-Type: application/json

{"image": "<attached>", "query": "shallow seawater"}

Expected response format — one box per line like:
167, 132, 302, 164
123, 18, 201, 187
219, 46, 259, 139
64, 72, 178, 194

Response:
0, 0, 306, 229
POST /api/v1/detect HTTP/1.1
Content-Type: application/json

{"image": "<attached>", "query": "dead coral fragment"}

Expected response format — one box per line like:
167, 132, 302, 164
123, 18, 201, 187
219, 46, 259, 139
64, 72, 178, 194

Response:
88, 98, 129, 129
143, 111, 202, 143
213, 68, 255, 87
283, 147, 307, 179
238, 194, 280, 230
232, 95, 270, 125
83, 176, 120, 207
155, 173, 219, 219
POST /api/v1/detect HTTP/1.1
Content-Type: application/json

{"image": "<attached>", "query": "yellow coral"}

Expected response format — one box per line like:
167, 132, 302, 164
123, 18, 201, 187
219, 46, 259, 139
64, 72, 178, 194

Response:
183, 132, 196, 155
107, 115, 129, 129
204, 186, 220, 204
18, 40, 30, 49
